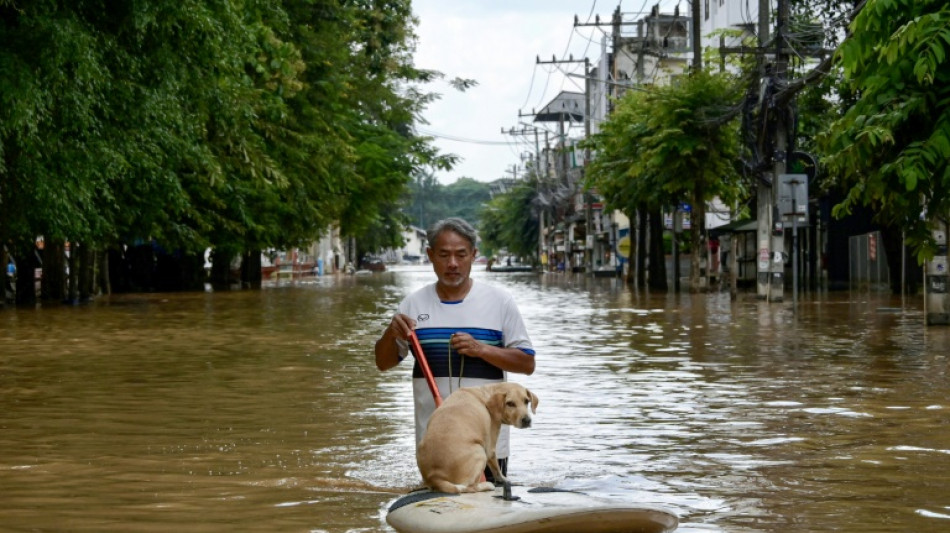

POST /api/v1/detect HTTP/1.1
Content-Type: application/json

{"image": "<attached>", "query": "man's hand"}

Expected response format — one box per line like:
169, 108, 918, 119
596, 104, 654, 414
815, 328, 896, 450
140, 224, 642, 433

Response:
388, 313, 416, 341
450, 332, 535, 375
450, 332, 484, 358
375, 313, 415, 371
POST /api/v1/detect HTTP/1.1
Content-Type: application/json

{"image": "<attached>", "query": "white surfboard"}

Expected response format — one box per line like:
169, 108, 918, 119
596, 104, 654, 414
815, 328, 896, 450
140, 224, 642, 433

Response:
386, 485, 678, 533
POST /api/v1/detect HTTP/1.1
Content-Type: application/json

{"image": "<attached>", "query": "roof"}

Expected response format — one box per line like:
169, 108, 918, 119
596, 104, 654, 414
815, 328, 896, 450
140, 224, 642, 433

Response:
533, 91, 585, 123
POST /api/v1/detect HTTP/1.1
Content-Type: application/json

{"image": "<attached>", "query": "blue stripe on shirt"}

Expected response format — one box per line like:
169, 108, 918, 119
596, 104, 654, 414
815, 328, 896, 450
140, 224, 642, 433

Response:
411, 327, 506, 380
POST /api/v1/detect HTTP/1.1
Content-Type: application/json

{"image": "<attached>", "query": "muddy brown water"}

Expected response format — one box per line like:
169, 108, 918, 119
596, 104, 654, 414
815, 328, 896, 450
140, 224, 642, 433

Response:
2, 265, 949, 532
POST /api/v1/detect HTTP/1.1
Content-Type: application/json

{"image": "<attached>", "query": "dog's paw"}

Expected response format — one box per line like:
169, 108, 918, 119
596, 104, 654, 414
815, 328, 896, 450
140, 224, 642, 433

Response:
475, 481, 496, 492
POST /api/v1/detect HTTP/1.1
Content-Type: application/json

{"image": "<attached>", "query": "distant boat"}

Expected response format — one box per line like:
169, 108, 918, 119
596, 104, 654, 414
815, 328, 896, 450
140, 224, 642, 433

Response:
490, 265, 534, 272
488, 257, 533, 273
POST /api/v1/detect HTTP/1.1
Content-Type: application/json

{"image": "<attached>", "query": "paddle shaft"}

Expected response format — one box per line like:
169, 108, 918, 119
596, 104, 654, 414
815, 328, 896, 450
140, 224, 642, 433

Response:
409, 331, 442, 407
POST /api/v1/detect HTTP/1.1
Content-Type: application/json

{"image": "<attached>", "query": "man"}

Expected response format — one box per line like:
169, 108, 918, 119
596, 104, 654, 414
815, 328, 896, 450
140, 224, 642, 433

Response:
375, 217, 535, 480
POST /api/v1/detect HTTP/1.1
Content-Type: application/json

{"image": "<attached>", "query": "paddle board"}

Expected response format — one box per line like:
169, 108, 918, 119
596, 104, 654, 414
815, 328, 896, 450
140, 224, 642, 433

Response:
386, 485, 678, 533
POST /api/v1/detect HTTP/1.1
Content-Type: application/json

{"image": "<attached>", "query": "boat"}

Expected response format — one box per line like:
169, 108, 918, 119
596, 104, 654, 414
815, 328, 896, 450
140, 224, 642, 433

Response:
386, 485, 678, 533
488, 256, 534, 273
489, 264, 535, 273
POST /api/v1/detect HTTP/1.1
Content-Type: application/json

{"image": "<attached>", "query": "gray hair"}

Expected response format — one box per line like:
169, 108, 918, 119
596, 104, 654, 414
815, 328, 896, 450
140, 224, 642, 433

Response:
427, 218, 477, 249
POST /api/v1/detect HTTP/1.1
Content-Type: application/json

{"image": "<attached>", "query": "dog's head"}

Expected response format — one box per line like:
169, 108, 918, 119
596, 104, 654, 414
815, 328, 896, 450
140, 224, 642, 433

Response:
490, 382, 539, 429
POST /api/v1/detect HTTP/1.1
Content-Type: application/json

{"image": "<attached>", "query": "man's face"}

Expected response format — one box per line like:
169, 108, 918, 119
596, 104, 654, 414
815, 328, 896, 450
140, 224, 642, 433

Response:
427, 230, 476, 289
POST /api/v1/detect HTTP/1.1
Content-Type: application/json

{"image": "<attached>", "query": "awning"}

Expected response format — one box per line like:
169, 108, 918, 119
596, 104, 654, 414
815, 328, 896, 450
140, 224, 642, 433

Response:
709, 219, 757, 238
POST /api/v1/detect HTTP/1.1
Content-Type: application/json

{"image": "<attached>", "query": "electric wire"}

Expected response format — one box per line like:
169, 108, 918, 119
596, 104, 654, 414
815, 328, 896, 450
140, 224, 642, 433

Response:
416, 128, 527, 147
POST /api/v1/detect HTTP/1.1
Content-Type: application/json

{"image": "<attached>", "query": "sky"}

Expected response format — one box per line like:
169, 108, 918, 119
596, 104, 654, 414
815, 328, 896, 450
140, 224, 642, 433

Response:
411, 0, 681, 184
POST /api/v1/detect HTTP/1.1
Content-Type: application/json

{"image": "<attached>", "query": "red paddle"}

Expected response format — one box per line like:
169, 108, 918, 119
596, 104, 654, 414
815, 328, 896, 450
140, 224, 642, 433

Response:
409, 331, 442, 407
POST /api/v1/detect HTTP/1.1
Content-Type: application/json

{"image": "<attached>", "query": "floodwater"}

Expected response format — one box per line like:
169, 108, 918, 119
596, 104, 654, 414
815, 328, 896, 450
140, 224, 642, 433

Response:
2, 265, 949, 532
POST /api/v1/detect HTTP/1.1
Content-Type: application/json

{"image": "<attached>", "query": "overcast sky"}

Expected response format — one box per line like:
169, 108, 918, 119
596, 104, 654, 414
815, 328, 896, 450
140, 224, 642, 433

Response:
411, 0, 681, 184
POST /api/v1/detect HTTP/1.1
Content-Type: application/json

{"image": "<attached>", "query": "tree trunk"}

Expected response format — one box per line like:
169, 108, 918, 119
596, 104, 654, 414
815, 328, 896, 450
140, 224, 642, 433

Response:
624, 207, 637, 286
209, 248, 234, 291
42, 239, 67, 302
67, 242, 80, 303
78, 242, 96, 301
648, 209, 668, 291
689, 181, 707, 293
2, 247, 10, 306
637, 206, 649, 288
126, 243, 155, 292
182, 251, 207, 291
15, 246, 38, 306
242, 250, 262, 289
98, 250, 111, 295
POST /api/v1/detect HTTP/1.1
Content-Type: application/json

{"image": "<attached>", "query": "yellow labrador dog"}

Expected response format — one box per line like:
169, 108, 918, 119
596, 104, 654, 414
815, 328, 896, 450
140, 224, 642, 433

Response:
417, 382, 539, 494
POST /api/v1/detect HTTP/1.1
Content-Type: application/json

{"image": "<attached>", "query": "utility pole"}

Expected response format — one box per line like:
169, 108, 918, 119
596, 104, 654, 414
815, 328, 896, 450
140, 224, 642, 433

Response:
754, 0, 771, 301
502, 125, 548, 267
537, 55, 593, 274
574, 10, 640, 104
691, 0, 701, 72
520, 111, 562, 270
749, 0, 793, 302
710, 0, 830, 302
574, 8, 658, 281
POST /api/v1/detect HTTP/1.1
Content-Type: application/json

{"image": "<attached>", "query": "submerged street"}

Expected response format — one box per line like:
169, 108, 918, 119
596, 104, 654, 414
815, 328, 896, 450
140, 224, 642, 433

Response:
2, 266, 949, 532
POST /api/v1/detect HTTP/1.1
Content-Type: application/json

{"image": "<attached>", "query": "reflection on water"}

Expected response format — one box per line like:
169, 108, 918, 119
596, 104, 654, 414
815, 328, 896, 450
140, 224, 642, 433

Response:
2, 266, 949, 532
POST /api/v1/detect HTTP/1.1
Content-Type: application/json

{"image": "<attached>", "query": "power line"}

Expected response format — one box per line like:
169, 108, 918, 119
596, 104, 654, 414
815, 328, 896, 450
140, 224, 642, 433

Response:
416, 128, 530, 147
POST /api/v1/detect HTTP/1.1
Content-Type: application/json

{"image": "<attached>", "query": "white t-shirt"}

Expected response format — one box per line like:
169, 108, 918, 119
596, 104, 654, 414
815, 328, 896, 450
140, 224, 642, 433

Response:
396, 279, 534, 458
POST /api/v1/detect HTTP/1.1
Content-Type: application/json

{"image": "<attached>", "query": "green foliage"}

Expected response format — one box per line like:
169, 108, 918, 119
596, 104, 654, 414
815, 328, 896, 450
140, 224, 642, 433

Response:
478, 178, 539, 260
584, 70, 745, 215
0, 0, 453, 273
819, 0, 950, 260
795, 71, 840, 162
404, 175, 491, 230
584, 69, 744, 290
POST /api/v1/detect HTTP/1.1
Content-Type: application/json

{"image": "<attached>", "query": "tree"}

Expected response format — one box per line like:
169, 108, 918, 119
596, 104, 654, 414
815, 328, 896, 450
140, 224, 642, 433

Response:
478, 178, 539, 261
406, 171, 445, 229
585, 70, 745, 291
404, 175, 491, 230
333, 0, 461, 255
440, 177, 491, 227
0, 0, 459, 298
819, 0, 950, 261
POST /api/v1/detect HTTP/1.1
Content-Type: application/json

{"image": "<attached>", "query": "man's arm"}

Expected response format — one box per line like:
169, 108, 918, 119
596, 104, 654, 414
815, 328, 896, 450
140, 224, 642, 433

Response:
374, 313, 415, 371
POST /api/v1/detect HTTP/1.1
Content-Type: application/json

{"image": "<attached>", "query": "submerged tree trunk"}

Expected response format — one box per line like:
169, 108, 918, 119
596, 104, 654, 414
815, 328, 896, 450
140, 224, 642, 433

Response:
209, 248, 235, 291
624, 207, 637, 286
42, 239, 67, 302
689, 180, 707, 293
648, 209, 668, 291
78, 242, 95, 301
67, 242, 80, 303
242, 250, 262, 289
15, 246, 38, 306
126, 243, 155, 292
181, 251, 207, 291
1, 246, 8, 306
637, 206, 649, 288
98, 250, 111, 295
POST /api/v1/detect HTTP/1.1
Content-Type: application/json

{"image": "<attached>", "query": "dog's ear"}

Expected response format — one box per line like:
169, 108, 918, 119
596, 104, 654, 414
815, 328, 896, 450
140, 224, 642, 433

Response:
527, 389, 539, 413
488, 388, 506, 416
